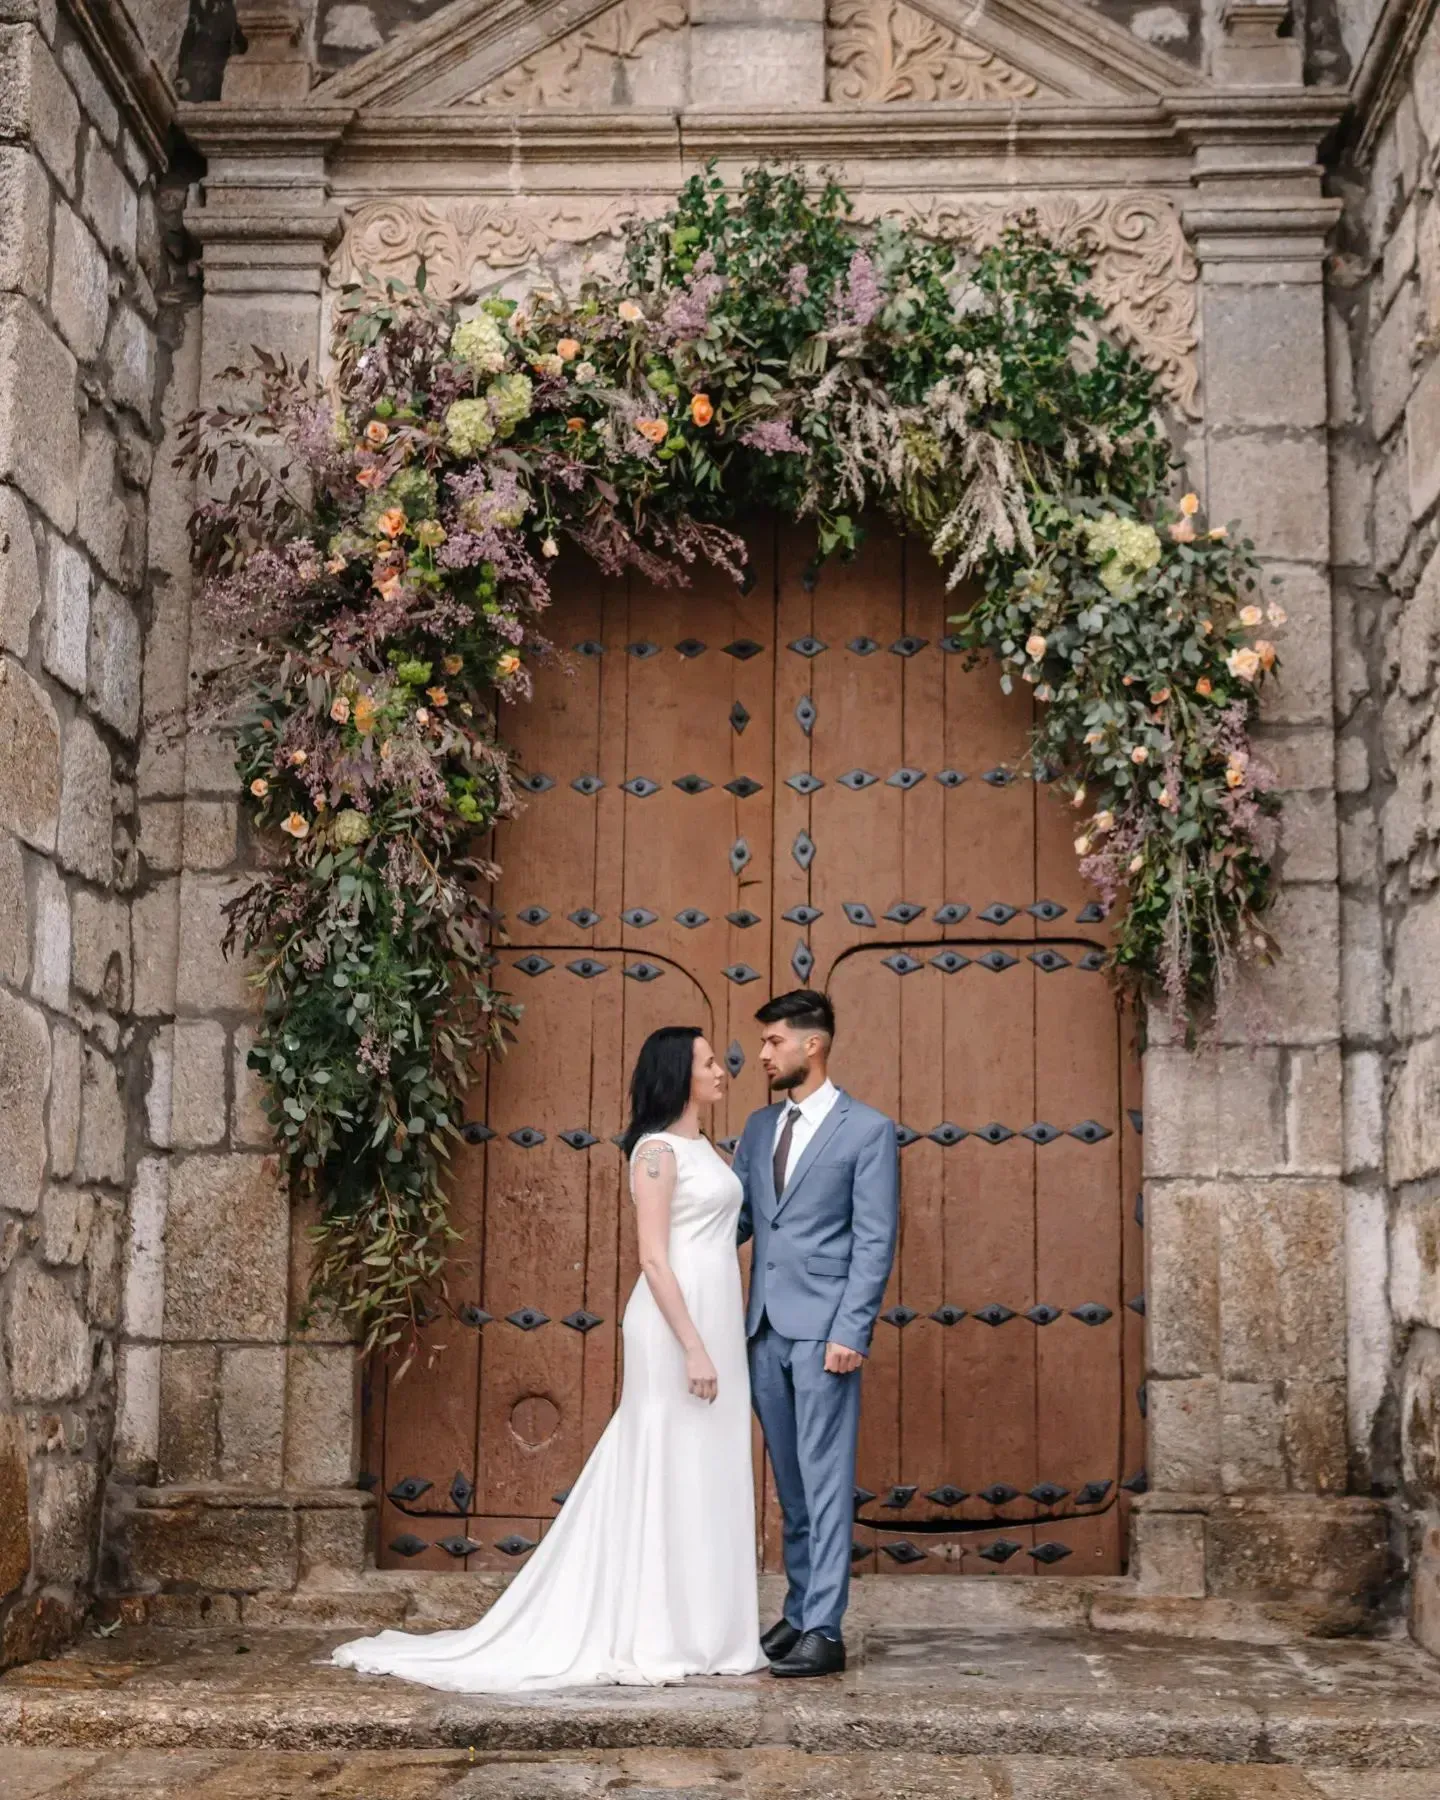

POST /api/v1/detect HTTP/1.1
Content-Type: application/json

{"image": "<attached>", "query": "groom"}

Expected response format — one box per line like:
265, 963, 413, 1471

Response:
733, 989, 900, 1678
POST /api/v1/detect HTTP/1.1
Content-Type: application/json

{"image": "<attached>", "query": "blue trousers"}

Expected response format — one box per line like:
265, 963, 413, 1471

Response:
748, 1321, 863, 1639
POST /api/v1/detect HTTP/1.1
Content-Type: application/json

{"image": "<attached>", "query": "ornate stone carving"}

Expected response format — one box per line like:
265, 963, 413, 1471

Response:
825, 0, 1041, 103
464, 0, 688, 109
857, 190, 1199, 415
330, 196, 661, 296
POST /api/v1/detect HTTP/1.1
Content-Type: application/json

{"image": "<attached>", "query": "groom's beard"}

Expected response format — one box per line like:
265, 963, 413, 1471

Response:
768, 1068, 806, 1092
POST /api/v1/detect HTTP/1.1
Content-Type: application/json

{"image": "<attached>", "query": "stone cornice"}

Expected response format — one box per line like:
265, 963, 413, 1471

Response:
174, 89, 1350, 179
1348, 0, 1440, 163
61, 0, 178, 169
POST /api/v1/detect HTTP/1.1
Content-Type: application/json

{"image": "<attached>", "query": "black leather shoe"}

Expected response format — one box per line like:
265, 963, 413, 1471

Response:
760, 1617, 801, 1662
769, 1630, 846, 1678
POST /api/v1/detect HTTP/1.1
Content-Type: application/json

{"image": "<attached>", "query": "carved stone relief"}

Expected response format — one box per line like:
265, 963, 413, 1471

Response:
463, 0, 688, 109
332, 189, 1198, 416
825, 0, 1044, 103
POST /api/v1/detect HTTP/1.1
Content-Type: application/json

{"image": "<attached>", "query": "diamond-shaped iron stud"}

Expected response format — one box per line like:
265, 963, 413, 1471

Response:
894, 1125, 920, 1148
1029, 1542, 1073, 1565
730, 701, 750, 734
723, 964, 761, 985
568, 908, 600, 928
514, 954, 553, 977
571, 774, 604, 796
1026, 1304, 1063, 1326
930, 1304, 966, 1326
1029, 900, 1067, 921
1070, 1302, 1113, 1326
884, 1485, 918, 1509
459, 1304, 493, 1327
508, 1128, 545, 1148
1078, 949, 1107, 972
939, 634, 965, 653
838, 769, 878, 791
1077, 901, 1106, 924
933, 902, 970, 924
1022, 1122, 1061, 1145
1031, 949, 1070, 973
978, 950, 1019, 972
621, 907, 658, 928
516, 906, 550, 926
927, 1123, 966, 1146
849, 636, 879, 655
388, 1534, 427, 1557
574, 639, 605, 657
623, 962, 663, 982
843, 901, 876, 926
792, 942, 815, 981
936, 770, 967, 789
517, 772, 555, 794
727, 909, 761, 928
450, 1471, 475, 1513
437, 1535, 482, 1558
729, 839, 751, 876
882, 1542, 926, 1564
567, 958, 607, 979
726, 776, 763, 798
981, 1483, 1019, 1505
388, 1476, 433, 1504
1077, 1480, 1113, 1505
795, 696, 817, 734
891, 636, 927, 657
1030, 1484, 1069, 1507
627, 641, 660, 659
461, 1124, 494, 1146
559, 1129, 599, 1151
789, 636, 827, 657
676, 908, 708, 929
623, 776, 660, 798
507, 1307, 549, 1330
724, 639, 763, 661
976, 1123, 1014, 1145
882, 952, 922, 975
784, 905, 822, 925
887, 767, 925, 790
978, 1539, 1022, 1563
724, 1042, 745, 1078
562, 1309, 603, 1333
785, 771, 823, 795
975, 1303, 1016, 1325
1068, 1120, 1112, 1143
931, 950, 969, 974
675, 638, 706, 658
792, 831, 815, 869
1121, 1469, 1149, 1494
1128, 1294, 1147, 1316
927, 1485, 968, 1506
495, 1534, 538, 1556
674, 774, 712, 795
881, 1305, 918, 1327
979, 902, 1017, 924
885, 901, 925, 924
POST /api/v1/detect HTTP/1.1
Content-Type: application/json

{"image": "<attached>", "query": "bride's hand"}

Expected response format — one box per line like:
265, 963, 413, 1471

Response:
685, 1346, 718, 1403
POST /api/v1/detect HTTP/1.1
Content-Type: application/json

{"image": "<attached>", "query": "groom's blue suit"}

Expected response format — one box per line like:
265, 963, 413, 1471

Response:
734, 1090, 899, 1639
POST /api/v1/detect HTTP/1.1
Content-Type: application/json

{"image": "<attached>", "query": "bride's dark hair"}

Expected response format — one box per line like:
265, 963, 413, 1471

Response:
620, 1026, 703, 1156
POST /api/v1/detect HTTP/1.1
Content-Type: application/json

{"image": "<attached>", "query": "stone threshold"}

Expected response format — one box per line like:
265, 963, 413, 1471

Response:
5, 1622, 1437, 1768
111, 1570, 1382, 1646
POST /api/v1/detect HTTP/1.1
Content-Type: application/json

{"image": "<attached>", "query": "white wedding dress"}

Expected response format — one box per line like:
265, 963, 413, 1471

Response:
331, 1130, 764, 1692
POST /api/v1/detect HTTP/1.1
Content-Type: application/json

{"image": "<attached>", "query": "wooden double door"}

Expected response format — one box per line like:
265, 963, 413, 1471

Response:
367, 524, 1144, 1577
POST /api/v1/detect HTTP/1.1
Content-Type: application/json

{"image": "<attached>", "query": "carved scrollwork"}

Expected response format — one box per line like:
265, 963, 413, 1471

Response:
330, 196, 660, 297
825, 0, 1042, 103
465, 0, 688, 109
857, 189, 1199, 415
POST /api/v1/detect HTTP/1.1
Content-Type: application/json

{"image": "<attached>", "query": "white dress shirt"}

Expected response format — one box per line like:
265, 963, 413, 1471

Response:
772, 1077, 840, 1190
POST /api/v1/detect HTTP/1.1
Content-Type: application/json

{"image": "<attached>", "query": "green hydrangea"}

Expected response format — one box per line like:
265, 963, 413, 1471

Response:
1084, 513, 1162, 598
451, 313, 509, 374
360, 466, 437, 538
445, 398, 496, 458
487, 372, 533, 439
332, 809, 371, 847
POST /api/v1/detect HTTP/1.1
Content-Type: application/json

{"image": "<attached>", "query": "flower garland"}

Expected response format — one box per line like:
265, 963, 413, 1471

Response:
184, 166, 1281, 1349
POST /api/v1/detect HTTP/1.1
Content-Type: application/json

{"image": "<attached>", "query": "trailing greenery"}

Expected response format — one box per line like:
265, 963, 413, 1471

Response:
184, 164, 1281, 1350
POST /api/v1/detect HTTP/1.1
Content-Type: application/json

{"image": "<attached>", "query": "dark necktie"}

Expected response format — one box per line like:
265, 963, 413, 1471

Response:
773, 1105, 802, 1198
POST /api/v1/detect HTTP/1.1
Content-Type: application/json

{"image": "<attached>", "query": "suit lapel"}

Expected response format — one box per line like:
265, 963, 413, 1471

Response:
775, 1091, 850, 1216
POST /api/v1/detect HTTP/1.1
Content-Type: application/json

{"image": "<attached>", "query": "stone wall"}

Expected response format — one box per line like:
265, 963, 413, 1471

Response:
1329, 0, 1440, 1654
0, 0, 172, 1664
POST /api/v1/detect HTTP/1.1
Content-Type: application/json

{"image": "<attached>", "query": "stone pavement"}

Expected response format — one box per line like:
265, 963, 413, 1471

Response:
1, 1618, 1440, 1798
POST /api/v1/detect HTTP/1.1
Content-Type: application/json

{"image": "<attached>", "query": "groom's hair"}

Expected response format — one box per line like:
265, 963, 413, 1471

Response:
755, 988, 835, 1041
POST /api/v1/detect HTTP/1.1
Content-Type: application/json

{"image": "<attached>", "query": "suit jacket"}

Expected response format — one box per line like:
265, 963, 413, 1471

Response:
734, 1089, 900, 1354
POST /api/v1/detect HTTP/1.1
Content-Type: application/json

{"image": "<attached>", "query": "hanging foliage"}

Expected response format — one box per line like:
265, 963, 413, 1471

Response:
182, 165, 1281, 1351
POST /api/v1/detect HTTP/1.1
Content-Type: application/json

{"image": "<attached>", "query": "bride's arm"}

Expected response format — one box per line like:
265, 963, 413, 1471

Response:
632, 1138, 719, 1403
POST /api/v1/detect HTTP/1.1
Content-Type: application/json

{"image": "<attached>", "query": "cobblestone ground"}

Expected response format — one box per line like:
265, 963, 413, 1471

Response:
0, 1749, 1432, 1799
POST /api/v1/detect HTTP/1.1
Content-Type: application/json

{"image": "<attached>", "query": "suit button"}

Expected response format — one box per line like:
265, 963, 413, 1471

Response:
766, 1262, 775, 1270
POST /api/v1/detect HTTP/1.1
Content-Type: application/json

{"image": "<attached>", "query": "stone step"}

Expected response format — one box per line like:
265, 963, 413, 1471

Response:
2, 1622, 1437, 1768
121, 1572, 1376, 1645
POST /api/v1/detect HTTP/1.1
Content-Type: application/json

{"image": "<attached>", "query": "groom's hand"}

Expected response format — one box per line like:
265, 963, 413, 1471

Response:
824, 1342, 864, 1374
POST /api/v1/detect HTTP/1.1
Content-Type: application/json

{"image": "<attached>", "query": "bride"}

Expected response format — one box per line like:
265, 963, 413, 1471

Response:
331, 1026, 765, 1691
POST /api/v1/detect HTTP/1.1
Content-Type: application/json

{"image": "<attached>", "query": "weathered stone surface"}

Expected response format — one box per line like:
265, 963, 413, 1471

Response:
0, 986, 50, 1214
1221, 886, 1340, 1047
79, 133, 136, 262
1347, 1186, 1391, 1478
1409, 353, 1440, 520
1218, 1182, 1346, 1385
158, 1343, 218, 1484
176, 873, 254, 1011
0, 1592, 80, 1671
1205, 1496, 1389, 1600
218, 1345, 285, 1487
122, 1155, 166, 1339
39, 1183, 92, 1265
169, 1018, 226, 1149
70, 886, 129, 1010
50, 201, 108, 363
231, 1025, 270, 1149
1221, 1381, 1286, 1494
41, 531, 88, 692
4, 1262, 89, 1402
0, 25, 79, 190
55, 711, 111, 883
0, 481, 39, 658
118, 1497, 300, 1591
1149, 1374, 1220, 1492
1389, 1031, 1440, 1185
181, 798, 236, 870
1207, 433, 1329, 564
1370, 278, 1418, 440
1204, 284, 1326, 429
0, 827, 27, 986
0, 658, 60, 853
75, 421, 125, 585
1131, 1508, 1205, 1600
284, 1346, 356, 1489
87, 581, 141, 739
31, 1455, 97, 1583
29, 859, 68, 1011
1146, 1182, 1219, 1377
130, 877, 177, 1016
85, 1190, 121, 1327
297, 1502, 371, 1579
115, 1340, 160, 1469
1284, 1379, 1348, 1494
0, 146, 50, 303
104, 305, 154, 418
162, 1155, 287, 1343
0, 1409, 30, 1596
0, 294, 78, 531
76, 1043, 124, 1185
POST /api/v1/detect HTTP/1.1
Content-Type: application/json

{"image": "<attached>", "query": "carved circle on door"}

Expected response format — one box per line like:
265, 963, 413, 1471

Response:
510, 1394, 561, 1450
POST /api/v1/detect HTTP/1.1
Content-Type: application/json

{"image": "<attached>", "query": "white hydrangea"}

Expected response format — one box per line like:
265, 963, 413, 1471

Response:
451, 313, 509, 375
1083, 513, 1162, 598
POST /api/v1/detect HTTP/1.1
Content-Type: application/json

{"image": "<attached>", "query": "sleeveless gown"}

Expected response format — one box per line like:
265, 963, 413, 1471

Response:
331, 1131, 764, 1691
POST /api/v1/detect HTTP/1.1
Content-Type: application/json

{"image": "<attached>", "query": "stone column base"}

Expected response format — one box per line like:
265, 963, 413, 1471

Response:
103, 1485, 374, 1597
1132, 1491, 1392, 1612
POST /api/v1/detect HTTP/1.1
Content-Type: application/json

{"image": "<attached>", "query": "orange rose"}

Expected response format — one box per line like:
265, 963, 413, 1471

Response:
249, 778, 269, 798
353, 694, 379, 735
557, 338, 581, 361
281, 812, 309, 838
567, 416, 585, 433
377, 507, 407, 539
1255, 639, 1277, 670
330, 696, 351, 724
288, 749, 308, 767
1196, 677, 1213, 697
364, 420, 390, 448
496, 651, 522, 678
1150, 688, 1170, 705
325, 554, 347, 574
375, 571, 402, 601
443, 655, 463, 675
690, 393, 714, 427
636, 417, 668, 444
426, 686, 449, 706
356, 466, 386, 490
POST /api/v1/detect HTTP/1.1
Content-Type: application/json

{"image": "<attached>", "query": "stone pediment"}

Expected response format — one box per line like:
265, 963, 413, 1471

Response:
312, 0, 1205, 113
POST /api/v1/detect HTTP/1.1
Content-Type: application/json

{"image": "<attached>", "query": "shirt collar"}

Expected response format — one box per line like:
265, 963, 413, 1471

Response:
791, 1077, 838, 1124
